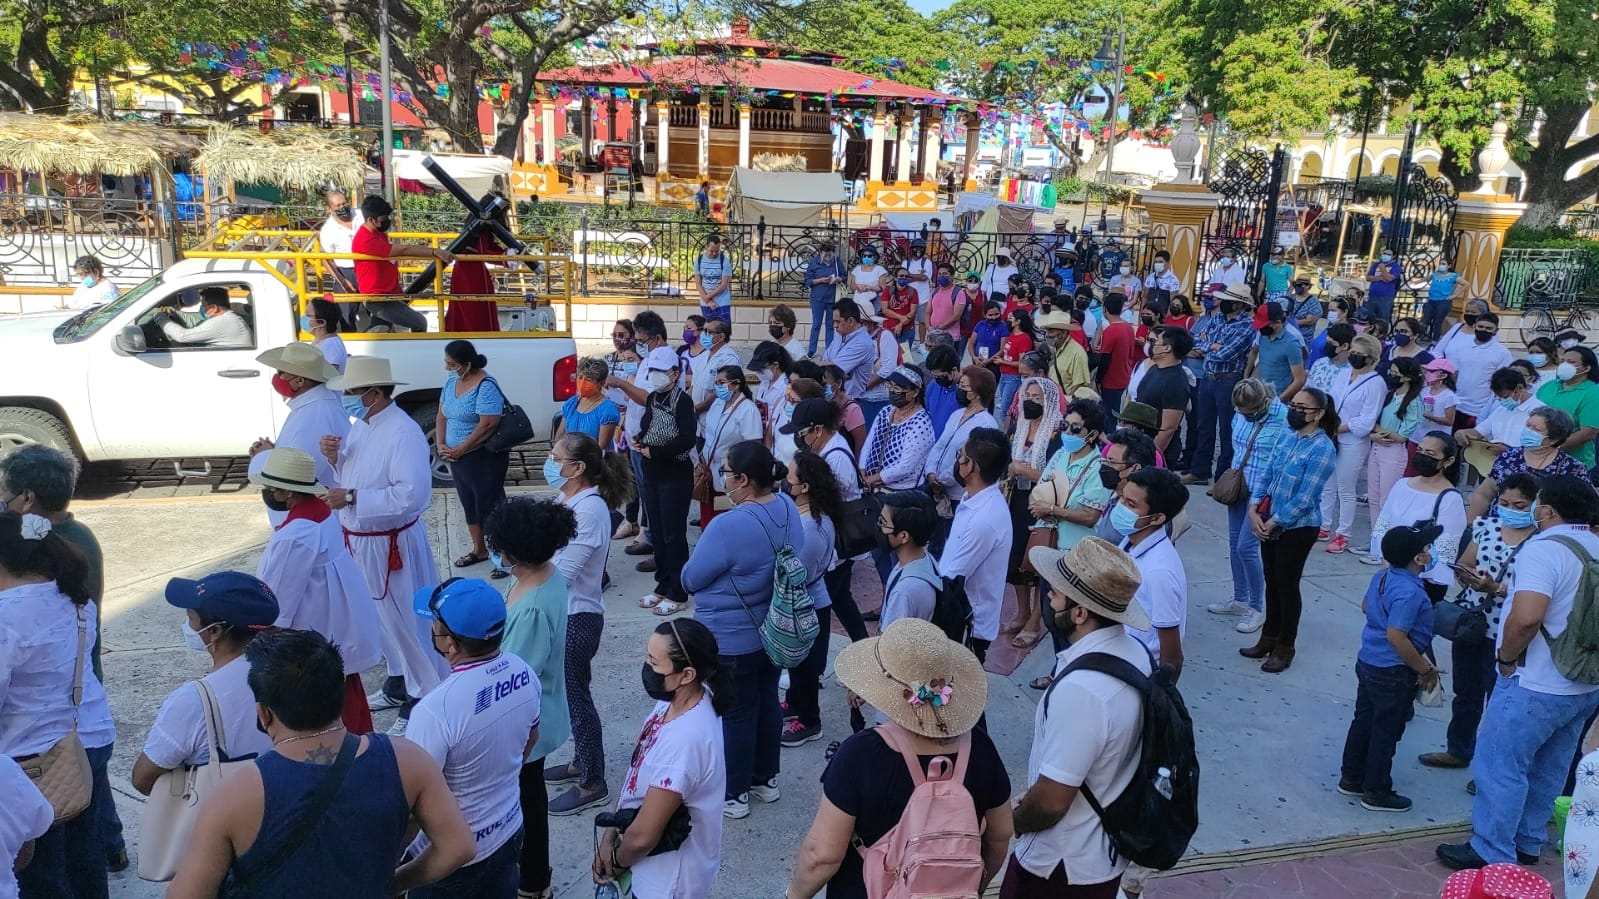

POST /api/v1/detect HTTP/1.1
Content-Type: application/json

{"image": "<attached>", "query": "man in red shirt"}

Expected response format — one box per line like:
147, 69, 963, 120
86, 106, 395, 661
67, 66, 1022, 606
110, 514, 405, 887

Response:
1096, 290, 1138, 419
349, 195, 455, 333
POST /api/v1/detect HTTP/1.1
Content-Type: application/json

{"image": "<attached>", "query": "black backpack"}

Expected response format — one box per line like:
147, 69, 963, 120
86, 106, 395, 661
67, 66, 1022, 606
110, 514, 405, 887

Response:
1044, 652, 1200, 870
899, 561, 973, 645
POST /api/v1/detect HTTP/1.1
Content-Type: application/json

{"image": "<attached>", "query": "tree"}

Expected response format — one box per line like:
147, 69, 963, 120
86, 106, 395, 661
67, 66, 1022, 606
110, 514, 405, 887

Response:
0, 0, 128, 112
764, 0, 947, 89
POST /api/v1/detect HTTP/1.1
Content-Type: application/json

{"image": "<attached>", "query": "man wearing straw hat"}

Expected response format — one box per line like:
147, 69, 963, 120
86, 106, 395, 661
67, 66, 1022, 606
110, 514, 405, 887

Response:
248, 341, 349, 528
321, 356, 447, 734
251, 446, 384, 734
1007, 537, 1151, 899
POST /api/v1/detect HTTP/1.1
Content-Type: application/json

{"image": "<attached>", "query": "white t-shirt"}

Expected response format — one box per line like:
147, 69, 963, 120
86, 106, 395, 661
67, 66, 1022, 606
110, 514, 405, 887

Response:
621, 693, 727, 898
315, 334, 349, 373
851, 264, 887, 307
141, 655, 274, 769
554, 487, 611, 617
67, 278, 119, 310
699, 395, 763, 491
1121, 532, 1187, 659
905, 257, 934, 306
819, 434, 863, 502
1479, 395, 1543, 446
1501, 524, 1599, 696
406, 653, 541, 862
1418, 386, 1459, 434
0, 755, 53, 899
858, 328, 901, 402
319, 212, 364, 257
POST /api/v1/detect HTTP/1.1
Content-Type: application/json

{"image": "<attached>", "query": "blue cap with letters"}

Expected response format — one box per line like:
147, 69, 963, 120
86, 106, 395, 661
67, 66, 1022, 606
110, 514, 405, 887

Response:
414, 577, 506, 640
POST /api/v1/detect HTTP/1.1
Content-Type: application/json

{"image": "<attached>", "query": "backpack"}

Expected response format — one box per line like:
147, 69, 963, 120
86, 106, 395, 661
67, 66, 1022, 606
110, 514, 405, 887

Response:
1043, 652, 1200, 870
1539, 536, 1599, 685
901, 560, 973, 646
858, 725, 984, 899
730, 506, 819, 670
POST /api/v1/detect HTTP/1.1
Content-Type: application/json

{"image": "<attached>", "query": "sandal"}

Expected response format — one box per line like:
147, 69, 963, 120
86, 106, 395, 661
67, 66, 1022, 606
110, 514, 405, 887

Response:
652, 599, 687, 616
613, 521, 639, 541
1010, 629, 1043, 649
1000, 619, 1025, 635
453, 552, 488, 568
1029, 675, 1053, 691
638, 593, 665, 609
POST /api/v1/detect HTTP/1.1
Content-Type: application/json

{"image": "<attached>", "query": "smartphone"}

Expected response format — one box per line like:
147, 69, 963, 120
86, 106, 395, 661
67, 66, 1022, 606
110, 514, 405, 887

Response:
1448, 562, 1477, 576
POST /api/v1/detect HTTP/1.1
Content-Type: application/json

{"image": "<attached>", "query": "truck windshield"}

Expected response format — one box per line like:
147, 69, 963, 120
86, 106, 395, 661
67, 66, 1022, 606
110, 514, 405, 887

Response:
53, 276, 164, 344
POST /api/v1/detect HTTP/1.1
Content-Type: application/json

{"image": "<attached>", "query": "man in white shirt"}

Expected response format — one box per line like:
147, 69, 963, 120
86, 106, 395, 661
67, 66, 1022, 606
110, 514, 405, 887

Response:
904, 239, 935, 340
0, 756, 54, 899
1439, 476, 1599, 870
250, 447, 384, 733
1109, 468, 1190, 680
855, 311, 902, 425
409, 577, 541, 896
248, 342, 349, 527
1439, 310, 1515, 425
924, 367, 999, 505
938, 427, 1013, 662
1460, 368, 1539, 457
1435, 298, 1491, 361
322, 356, 447, 732
1010, 537, 1150, 897
1205, 249, 1247, 295
980, 250, 1020, 304
318, 189, 364, 296
823, 300, 877, 399
155, 286, 253, 348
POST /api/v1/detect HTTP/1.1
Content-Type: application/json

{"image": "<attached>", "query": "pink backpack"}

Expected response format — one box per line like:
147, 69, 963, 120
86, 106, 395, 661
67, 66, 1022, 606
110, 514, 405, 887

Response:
858, 725, 984, 899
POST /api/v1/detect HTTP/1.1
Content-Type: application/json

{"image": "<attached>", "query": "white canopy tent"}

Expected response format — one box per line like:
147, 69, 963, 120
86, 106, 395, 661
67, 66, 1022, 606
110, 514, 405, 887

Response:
725, 168, 848, 227
392, 150, 513, 199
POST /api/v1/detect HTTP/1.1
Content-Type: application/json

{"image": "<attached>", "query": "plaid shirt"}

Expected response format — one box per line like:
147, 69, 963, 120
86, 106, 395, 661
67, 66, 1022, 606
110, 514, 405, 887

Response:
1231, 401, 1292, 494
1202, 313, 1258, 377
1253, 430, 1337, 531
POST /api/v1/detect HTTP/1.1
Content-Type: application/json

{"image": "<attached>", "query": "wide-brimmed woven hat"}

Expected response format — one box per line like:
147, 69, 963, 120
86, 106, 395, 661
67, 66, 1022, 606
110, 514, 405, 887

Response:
328, 356, 405, 391
248, 447, 328, 496
1029, 536, 1148, 631
835, 618, 988, 739
1036, 310, 1073, 330
256, 342, 338, 383
1219, 283, 1257, 307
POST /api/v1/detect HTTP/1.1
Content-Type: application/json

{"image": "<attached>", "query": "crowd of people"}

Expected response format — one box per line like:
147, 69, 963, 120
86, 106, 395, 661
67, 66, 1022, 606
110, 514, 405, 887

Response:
8, 227, 1599, 899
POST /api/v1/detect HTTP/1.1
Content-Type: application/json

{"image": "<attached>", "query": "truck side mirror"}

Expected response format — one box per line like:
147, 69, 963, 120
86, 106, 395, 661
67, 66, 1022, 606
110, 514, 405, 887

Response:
115, 324, 147, 354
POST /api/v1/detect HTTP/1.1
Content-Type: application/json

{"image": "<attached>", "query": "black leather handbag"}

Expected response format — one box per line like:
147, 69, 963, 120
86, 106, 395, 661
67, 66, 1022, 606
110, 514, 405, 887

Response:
482, 376, 534, 453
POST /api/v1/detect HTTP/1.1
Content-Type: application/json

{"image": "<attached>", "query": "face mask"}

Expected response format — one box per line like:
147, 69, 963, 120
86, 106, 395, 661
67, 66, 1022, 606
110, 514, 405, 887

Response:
783, 401, 796, 419
699, 332, 715, 349
1437, 264, 1449, 273
897, 278, 910, 287
1327, 311, 1340, 323
577, 379, 601, 399
1060, 433, 1087, 454
1348, 353, 1371, 370
334, 206, 353, 221
1354, 324, 1368, 335
966, 282, 979, 291
1220, 256, 1232, 265
683, 328, 698, 345
1475, 329, 1495, 344
1520, 427, 1545, 449
342, 394, 367, 419
824, 384, 836, 400
861, 257, 875, 266
1498, 395, 1519, 410
374, 217, 392, 233
80, 275, 95, 288
1381, 253, 1393, 262
1109, 502, 1147, 537
1411, 454, 1443, 477
1286, 408, 1311, 431
768, 324, 785, 340
260, 487, 289, 513
1097, 464, 1121, 491
1529, 353, 1548, 368
1022, 400, 1044, 420
1464, 314, 1479, 326
270, 372, 296, 398
1426, 548, 1439, 570
937, 275, 952, 287
1499, 505, 1536, 529
1202, 298, 1216, 312
649, 371, 673, 392
300, 314, 315, 333
1561, 338, 1582, 350
955, 387, 971, 407
543, 458, 570, 490
635, 340, 649, 356
614, 336, 633, 350
1393, 333, 1412, 347
642, 663, 676, 702
1558, 361, 1580, 382
1153, 262, 1166, 273
715, 383, 732, 402
620, 361, 640, 376
1144, 341, 1156, 357
888, 390, 910, 408
183, 620, 215, 653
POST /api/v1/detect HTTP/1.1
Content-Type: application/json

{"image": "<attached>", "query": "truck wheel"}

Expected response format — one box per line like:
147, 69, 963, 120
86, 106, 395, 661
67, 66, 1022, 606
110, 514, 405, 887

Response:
0, 407, 75, 462
407, 402, 455, 488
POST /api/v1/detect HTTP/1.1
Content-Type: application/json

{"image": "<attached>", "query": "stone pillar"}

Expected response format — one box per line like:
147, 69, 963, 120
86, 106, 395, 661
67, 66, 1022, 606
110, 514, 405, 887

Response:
869, 100, 887, 187
656, 101, 670, 178
917, 107, 936, 182
540, 101, 557, 167
606, 94, 617, 143
580, 96, 594, 163
963, 111, 981, 191
1454, 199, 1526, 309
738, 102, 751, 168
1139, 184, 1222, 295
895, 108, 913, 184
697, 100, 711, 180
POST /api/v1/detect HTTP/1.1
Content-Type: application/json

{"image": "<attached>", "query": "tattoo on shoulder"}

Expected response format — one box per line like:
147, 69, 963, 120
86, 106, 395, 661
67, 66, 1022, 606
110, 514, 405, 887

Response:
304, 743, 339, 765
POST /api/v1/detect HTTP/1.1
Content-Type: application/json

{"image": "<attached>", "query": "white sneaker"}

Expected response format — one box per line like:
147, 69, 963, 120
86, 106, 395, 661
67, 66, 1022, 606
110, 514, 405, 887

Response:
366, 689, 404, 712
1359, 555, 1385, 566
749, 778, 780, 803
723, 794, 751, 819
1207, 600, 1249, 616
779, 670, 791, 691
1235, 609, 1265, 634
387, 716, 408, 738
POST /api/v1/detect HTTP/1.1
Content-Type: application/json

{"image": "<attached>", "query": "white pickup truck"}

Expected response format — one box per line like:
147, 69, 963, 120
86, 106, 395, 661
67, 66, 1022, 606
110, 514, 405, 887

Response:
0, 256, 577, 484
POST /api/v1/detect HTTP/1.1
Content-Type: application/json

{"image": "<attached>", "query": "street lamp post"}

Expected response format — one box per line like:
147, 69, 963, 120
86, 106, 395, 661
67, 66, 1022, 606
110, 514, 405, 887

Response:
1094, 14, 1125, 231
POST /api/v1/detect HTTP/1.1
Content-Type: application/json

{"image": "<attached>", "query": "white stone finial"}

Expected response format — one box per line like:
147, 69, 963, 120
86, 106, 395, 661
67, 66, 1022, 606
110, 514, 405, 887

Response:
1476, 120, 1510, 195
1170, 102, 1200, 185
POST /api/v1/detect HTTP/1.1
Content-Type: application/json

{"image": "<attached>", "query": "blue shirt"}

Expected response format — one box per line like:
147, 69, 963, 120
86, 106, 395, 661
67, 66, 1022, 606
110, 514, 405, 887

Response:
560, 395, 620, 440
805, 255, 846, 307
971, 319, 1008, 361
1288, 292, 1323, 324
1230, 401, 1292, 492
923, 379, 960, 437
1254, 327, 1306, 394
1427, 271, 1460, 303
1358, 566, 1434, 667
502, 572, 570, 760
695, 251, 732, 307
1253, 430, 1337, 531
440, 373, 505, 446
681, 494, 805, 655
1202, 314, 1258, 376
1367, 260, 1402, 300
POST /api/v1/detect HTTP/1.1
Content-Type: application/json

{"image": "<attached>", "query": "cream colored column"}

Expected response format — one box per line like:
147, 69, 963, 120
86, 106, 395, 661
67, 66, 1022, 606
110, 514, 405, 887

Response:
697, 100, 711, 180
895, 108, 913, 184
868, 100, 887, 186
737, 102, 751, 168
1454, 199, 1526, 307
919, 107, 938, 181
539, 100, 556, 166
656, 101, 671, 177
963, 112, 981, 191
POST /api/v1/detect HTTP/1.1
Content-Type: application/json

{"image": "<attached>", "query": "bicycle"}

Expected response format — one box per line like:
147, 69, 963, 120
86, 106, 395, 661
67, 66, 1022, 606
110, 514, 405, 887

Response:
1516, 268, 1594, 345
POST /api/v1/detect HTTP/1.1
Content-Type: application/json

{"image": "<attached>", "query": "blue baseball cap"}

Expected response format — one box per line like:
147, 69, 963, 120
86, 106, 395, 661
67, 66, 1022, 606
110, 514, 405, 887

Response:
165, 571, 280, 628
414, 577, 506, 640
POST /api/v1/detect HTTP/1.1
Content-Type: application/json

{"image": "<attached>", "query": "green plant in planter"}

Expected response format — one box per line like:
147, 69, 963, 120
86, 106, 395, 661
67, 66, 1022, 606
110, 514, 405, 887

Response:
1054, 175, 1086, 200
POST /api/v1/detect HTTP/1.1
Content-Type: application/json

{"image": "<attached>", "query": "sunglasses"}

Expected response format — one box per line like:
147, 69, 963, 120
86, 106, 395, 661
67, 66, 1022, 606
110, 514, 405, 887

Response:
1062, 421, 1087, 435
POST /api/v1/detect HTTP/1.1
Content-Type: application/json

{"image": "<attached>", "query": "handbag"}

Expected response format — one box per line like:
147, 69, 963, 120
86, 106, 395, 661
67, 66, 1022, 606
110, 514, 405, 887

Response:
826, 446, 883, 558
139, 679, 255, 881
16, 606, 93, 823
693, 401, 739, 508
1211, 419, 1267, 505
1436, 530, 1525, 643
482, 375, 534, 453
1020, 457, 1096, 574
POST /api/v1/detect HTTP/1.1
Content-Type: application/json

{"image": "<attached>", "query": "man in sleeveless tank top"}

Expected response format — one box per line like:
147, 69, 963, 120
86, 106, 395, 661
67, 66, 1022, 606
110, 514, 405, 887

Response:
166, 629, 475, 899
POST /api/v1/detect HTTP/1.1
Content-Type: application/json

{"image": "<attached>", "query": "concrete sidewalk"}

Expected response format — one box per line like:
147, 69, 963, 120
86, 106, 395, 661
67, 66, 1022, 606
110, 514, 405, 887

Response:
87, 484, 1475, 897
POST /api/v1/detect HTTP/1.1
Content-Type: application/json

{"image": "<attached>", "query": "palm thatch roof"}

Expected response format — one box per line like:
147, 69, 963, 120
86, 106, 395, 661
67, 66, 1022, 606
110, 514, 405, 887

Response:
197, 126, 367, 193
0, 112, 205, 177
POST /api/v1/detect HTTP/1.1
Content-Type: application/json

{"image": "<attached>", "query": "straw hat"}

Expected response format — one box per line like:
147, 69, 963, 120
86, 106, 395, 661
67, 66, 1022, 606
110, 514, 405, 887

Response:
248, 447, 328, 496
834, 618, 988, 739
328, 356, 406, 391
256, 342, 338, 383
1036, 309, 1073, 330
1219, 283, 1257, 307
1028, 536, 1149, 631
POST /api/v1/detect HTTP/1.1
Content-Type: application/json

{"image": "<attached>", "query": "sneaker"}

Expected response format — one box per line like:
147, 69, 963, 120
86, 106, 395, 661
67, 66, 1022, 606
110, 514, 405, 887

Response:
549, 783, 610, 816
1336, 778, 1363, 797
544, 760, 582, 784
724, 794, 751, 819
366, 689, 405, 712
1317, 528, 1332, 542
387, 716, 408, 737
1356, 493, 1369, 505
1207, 599, 1249, 616
1326, 535, 1349, 554
781, 719, 823, 748
1235, 609, 1265, 634
1359, 555, 1384, 566
749, 777, 781, 803
779, 670, 790, 691
1361, 790, 1413, 813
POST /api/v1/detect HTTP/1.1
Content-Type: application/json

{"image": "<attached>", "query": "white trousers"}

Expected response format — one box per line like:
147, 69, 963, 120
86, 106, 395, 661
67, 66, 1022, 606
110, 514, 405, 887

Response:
346, 524, 447, 698
1320, 437, 1370, 539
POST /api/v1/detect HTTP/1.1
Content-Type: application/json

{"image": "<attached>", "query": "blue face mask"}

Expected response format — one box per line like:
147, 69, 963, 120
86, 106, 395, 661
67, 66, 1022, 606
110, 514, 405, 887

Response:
783, 402, 796, 419
1426, 548, 1438, 569
699, 332, 714, 349
542, 458, 569, 491
824, 384, 835, 400
1499, 396, 1519, 410
1499, 505, 1536, 529
1059, 433, 1087, 454
342, 394, 367, 419
300, 314, 313, 333
1520, 427, 1545, 449
715, 383, 732, 402
490, 550, 506, 570
1109, 502, 1147, 537
620, 361, 640, 376
81, 276, 95, 288
1528, 353, 1548, 368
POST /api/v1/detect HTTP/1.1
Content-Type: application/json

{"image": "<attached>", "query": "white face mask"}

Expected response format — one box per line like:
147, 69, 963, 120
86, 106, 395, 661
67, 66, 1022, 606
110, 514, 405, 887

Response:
1153, 262, 1166, 273
648, 370, 673, 392
183, 620, 217, 653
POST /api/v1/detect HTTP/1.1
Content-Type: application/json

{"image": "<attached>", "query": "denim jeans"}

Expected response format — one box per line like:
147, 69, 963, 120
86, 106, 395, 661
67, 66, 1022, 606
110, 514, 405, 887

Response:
1446, 635, 1498, 761
721, 649, 782, 800
1226, 501, 1265, 611
1178, 360, 1205, 469
808, 292, 835, 357
1189, 373, 1241, 479
412, 827, 523, 899
19, 742, 113, 899
1098, 388, 1125, 423
1470, 677, 1599, 862
785, 606, 832, 728
1340, 660, 1419, 794
996, 374, 1022, 422
1421, 299, 1451, 343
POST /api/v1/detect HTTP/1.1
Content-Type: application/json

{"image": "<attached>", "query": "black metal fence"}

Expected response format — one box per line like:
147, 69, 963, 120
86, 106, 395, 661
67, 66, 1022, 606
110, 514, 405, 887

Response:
1495, 247, 1599, 312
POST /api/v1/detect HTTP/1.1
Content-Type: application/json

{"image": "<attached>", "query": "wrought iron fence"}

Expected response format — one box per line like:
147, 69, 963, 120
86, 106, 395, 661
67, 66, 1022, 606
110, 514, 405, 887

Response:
1495, 247, 1599, 312
0, 193, 178, 286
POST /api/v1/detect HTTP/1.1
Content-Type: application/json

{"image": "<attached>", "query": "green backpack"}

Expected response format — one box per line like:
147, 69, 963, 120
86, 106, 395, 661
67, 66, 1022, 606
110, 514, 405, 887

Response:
730, 506, 819, 670
1540, 536, 1599, 685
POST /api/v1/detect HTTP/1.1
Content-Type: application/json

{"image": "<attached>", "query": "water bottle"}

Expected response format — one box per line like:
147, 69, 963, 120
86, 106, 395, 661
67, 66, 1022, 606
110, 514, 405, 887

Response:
595, 883, 621, 899
1153, 766, 1173, 800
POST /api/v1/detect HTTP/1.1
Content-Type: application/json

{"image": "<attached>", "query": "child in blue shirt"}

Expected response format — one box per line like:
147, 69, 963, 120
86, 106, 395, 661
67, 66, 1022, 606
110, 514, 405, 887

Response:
1338, 520, 1443, 814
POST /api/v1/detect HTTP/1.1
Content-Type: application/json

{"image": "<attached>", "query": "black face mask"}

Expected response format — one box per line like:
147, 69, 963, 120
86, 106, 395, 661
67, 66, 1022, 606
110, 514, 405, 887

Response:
1475, 329, 1495, 344
888, 390, 911, 408
955, 387, 971, 407
641, 663, 676, 702
261, 488, 289, 513
1286, 408, 1312, 431
952, 458, 969, 488
1348, 353, 1371, 369
1412, 454, 1443, 477
1097, 464, 1121, 491
768, 324, 785, 340
1463, 314, 1479, 326
374, 216, 392, 233
934, 374, 953, 388
334, 206, 353, 221
1022, 400, 1044, 420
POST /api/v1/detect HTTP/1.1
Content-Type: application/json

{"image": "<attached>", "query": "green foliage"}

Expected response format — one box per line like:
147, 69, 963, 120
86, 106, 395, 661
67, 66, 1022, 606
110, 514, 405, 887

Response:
1053, 174, 1085, 199
762, 0, 947, 88
1503, 225, 1599, 271
1209, 28, 1362, 140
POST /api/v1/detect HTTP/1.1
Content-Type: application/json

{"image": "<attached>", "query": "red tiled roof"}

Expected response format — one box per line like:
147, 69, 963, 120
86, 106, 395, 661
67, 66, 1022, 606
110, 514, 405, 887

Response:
537, 57, 964, 104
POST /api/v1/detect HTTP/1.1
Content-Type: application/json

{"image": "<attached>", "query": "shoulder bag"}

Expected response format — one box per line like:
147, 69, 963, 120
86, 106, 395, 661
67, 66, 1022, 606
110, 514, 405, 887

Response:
1211, 419, 1267, 505
1435, 531, 1526, 643
220, 734, 358, 898
139, 679, 258, 881
826, 445, 883, 558
693, 400, 739, 509
16, 606, 93, 823
1020, 453, 1097, 574
481, 375, 534, 453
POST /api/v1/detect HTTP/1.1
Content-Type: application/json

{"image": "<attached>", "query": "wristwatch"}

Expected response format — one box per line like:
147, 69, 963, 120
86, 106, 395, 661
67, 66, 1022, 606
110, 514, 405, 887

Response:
347, 489, 357, 506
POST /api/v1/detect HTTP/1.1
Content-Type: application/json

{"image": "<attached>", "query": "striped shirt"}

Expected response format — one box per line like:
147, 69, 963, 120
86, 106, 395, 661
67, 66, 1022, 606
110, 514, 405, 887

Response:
1252, 430, 1337, 532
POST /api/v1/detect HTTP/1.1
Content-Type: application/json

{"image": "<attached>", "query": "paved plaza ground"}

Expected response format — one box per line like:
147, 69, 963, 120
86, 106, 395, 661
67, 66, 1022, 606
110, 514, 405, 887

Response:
83, 477, 1554, 897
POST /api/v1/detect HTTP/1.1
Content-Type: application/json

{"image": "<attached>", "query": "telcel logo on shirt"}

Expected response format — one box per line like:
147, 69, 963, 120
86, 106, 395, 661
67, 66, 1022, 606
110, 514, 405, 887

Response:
472, 664, 531, 714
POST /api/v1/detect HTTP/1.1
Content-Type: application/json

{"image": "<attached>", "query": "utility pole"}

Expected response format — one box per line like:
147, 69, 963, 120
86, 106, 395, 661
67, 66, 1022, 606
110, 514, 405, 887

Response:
344, 44, 357, 132
379, 0, 395, 202
1095, 11, 1125, 231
